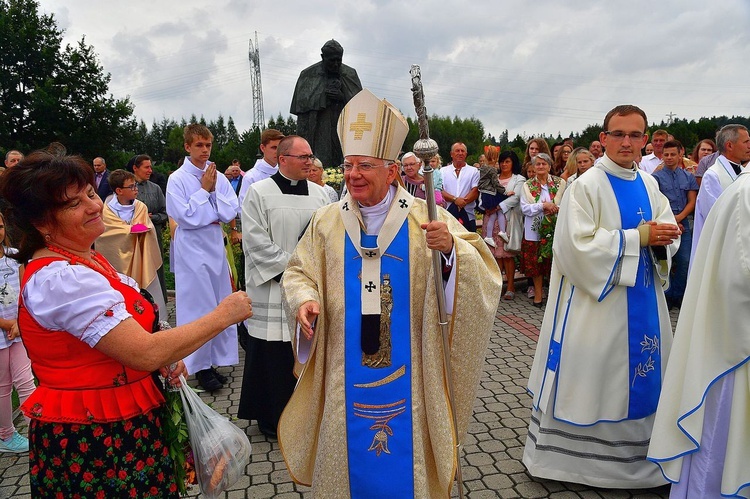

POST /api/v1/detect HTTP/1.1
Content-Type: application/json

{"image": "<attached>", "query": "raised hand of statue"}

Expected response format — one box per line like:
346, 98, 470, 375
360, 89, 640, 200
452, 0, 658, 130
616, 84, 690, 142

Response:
201, 162, 218, 193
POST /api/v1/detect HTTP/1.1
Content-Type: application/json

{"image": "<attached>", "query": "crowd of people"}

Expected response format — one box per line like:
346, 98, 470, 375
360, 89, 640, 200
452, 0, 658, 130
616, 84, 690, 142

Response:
1, 95, 749, 497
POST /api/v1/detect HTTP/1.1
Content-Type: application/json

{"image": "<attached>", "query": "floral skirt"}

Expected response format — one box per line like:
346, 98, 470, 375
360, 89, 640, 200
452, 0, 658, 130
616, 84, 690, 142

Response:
29, 409, 179, 498
521, 239, 551, 278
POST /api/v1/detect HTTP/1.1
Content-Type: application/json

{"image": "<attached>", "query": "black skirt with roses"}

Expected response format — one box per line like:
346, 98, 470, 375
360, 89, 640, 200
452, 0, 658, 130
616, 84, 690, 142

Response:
29, 409, 179, 498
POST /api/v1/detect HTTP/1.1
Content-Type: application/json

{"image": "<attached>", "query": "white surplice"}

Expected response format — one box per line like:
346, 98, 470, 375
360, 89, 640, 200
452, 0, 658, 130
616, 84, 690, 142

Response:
690, 155, 744, 270
242, 174, 329, 341
524, 155, 677, 488
166, 157, 240, 374
648, 171, 750, 498
238, 158, 278, 209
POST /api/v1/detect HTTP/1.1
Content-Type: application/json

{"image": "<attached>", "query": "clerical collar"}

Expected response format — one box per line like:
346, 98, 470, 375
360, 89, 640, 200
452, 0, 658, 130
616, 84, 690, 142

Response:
359, 185, 396, 235
271, 170, 308, 195
729, 160, 742, 175
599, 154, 638, 180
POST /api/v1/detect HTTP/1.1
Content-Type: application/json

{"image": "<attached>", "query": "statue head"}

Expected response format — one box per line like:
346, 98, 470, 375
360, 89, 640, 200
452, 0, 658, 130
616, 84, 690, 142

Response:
321, 39, 344, 75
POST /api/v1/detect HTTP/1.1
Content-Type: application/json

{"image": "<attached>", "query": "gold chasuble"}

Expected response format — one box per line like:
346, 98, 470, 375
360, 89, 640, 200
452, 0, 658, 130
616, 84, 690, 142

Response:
97, 200, 162, 291
279, 188, 503, 497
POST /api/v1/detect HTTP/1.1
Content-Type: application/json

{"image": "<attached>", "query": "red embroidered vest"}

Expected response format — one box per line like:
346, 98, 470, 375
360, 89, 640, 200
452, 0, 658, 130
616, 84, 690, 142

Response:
19, 257, 165, 423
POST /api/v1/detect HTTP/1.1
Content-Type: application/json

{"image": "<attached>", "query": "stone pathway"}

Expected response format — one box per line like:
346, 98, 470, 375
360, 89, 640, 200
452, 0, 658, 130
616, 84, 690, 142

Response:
0, 290, 676, 498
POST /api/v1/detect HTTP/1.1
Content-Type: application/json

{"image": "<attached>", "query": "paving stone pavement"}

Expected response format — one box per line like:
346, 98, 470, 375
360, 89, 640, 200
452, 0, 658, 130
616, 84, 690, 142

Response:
0, 288, 678, 499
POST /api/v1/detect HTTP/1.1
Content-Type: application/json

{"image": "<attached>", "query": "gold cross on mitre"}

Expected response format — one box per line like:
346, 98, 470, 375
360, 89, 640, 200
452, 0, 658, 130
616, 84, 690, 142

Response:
350, 113, 373, 140
337, 89, 409, 161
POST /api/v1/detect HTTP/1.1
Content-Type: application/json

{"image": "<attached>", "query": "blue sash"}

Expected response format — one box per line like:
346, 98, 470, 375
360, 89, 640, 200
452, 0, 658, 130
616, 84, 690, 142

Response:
606, 173, 662, 419
344, 224, 414, 497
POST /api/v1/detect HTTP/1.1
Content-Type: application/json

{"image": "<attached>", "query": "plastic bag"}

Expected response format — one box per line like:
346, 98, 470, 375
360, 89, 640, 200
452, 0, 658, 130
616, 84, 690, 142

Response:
178, 375, 251, 498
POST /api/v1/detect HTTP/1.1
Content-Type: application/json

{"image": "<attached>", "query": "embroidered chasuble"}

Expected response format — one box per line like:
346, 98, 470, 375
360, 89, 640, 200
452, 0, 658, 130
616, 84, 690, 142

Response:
278, 186, 503, 497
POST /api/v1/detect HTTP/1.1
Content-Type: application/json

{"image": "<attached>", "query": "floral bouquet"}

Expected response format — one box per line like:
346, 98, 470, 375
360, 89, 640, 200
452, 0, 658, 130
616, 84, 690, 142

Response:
323, 167, 344, 192
531, 215, 557, 262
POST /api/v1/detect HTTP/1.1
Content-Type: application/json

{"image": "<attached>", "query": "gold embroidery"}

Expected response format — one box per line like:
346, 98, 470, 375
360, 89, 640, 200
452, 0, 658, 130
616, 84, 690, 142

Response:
353, 365, 405, 388
362, 274, 392, 368
349, 112, 373, 140
353, 399, 406, 457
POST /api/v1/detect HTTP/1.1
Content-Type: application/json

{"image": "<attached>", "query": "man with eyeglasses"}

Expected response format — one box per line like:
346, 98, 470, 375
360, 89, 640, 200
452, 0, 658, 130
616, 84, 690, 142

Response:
96, 169, 167, 320
278, 89, 502, 496
237, 135, 329, 438
524, 105, 680, 488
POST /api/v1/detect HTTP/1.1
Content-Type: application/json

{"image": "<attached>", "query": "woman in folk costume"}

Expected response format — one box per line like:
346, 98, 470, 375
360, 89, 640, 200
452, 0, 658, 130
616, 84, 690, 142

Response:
96, 169, 167, 321
0, 152, 252, 498
519, 153, 566, 307
278, 89, 503, 497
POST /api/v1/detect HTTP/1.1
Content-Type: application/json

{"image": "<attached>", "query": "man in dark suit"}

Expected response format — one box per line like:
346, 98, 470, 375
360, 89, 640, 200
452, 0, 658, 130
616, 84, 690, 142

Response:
93, 157, 113, 200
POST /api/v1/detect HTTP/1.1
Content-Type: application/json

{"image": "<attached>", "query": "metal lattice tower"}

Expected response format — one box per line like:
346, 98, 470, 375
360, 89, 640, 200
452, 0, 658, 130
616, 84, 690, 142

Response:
248, 32, 265, 131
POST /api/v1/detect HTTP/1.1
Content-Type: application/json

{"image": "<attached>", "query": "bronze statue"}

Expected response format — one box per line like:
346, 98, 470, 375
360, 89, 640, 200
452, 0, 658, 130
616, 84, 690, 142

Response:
290, 40, 362, 168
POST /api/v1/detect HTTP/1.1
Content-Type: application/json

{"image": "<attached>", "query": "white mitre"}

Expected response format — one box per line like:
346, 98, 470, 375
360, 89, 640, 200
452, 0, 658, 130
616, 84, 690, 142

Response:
337, 88, 409, 161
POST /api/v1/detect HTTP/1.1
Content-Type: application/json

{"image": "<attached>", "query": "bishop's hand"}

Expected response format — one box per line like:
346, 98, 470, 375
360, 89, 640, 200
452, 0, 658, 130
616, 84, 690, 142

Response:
298, 301, 320, 340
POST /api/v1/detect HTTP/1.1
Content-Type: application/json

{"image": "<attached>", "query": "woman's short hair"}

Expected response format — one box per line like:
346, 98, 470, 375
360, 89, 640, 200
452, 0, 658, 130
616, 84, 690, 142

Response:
534, 152, 554, 168
498, 150, 522, 175
0, 151, 94, 263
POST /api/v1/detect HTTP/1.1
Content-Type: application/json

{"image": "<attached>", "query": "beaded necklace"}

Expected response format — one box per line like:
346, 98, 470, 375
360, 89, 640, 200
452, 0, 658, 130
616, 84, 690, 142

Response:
45, 245, 120, 281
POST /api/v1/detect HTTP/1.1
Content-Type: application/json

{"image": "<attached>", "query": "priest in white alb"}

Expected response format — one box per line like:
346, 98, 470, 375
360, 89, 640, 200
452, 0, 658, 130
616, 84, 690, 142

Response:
524, 105, 680, 488
648, 171, 750, 498
237, 135, 329, 438
278, 89, 503, 497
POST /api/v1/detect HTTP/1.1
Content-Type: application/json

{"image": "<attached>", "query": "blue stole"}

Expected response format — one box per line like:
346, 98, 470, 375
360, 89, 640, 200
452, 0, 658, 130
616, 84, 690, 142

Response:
344, 224, 414, 497
606, 173, 662, 419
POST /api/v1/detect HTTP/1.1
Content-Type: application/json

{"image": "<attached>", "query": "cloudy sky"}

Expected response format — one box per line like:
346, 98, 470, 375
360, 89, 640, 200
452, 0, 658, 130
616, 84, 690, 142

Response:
40, 0, 750, 143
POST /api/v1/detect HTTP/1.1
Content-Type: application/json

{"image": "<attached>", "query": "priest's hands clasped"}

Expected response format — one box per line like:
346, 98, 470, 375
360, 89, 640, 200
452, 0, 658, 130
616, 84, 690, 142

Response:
645, 221, 681, 246
421, 221, 454, 254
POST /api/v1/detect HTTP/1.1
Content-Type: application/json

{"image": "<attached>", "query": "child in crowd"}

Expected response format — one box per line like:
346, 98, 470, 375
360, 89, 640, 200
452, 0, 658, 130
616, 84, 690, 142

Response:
478, 145, 509, 247
0, 212, 35, 453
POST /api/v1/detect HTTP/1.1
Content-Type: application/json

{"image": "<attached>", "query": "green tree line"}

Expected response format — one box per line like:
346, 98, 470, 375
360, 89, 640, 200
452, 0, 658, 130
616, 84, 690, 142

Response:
2, 0, 748, 175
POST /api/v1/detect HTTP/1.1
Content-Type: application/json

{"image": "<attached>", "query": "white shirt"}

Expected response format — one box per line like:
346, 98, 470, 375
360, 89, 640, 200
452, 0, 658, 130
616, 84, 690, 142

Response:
639, 153, 662, 174
442, 164, 480, 219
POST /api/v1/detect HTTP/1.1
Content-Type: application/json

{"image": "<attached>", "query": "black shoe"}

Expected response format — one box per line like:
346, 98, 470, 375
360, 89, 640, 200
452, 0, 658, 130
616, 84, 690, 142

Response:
258, 421, 277, 439
196, 369, 223, 392
533, 301, 545, 308
211, 367, 228, 385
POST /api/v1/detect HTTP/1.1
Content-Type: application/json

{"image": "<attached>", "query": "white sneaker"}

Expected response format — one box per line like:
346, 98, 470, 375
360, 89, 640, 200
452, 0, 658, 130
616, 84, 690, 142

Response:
0, 431, 29, 454
483, 237, 496, 248
527, 287, 535, 299
497, 231, 510, 243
